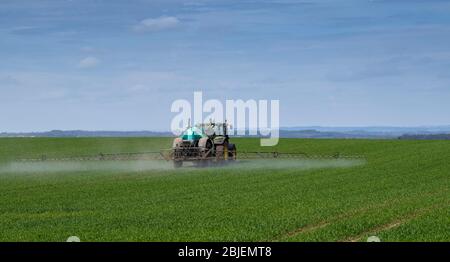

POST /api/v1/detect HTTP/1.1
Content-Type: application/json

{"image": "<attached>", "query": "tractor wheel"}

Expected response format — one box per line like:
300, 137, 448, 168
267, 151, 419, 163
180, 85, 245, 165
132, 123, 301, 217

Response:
228, 143, 237, 160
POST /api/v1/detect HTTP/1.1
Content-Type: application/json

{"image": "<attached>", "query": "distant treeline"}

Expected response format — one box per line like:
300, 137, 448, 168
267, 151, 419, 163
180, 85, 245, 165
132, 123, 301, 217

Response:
398, 134, 450, 140
1, 130, 450, 140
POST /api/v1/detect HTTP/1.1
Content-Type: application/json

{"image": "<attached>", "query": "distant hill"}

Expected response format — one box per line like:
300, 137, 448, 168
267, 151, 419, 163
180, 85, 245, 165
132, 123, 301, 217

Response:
1, 127, 449, 139
278, 130, 395, 139
398, 134, 450, 140
280, 126, 450, 139
282, 126, 450, 134
0, 130, 173, 138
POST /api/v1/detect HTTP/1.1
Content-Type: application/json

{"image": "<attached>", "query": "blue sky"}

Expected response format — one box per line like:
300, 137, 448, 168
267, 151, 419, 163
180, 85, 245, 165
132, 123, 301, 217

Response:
1, 0, 450, 132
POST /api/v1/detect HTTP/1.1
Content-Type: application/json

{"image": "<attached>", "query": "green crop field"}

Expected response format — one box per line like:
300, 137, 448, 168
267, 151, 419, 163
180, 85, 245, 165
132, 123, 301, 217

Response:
0, 137, 448, 242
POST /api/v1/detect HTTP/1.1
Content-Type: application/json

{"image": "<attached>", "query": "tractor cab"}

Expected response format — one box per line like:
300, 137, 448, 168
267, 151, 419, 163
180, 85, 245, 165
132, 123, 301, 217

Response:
199, 122, 228, 138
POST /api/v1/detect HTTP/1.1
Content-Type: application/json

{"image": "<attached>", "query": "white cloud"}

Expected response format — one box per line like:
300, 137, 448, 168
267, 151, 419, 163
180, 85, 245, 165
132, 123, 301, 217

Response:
78, 56, 100, 69
132, 16, 180, 33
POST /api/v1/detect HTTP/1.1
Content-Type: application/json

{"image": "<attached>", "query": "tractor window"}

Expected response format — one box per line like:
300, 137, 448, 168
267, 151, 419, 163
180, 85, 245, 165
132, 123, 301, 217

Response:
214, 125, 224, 136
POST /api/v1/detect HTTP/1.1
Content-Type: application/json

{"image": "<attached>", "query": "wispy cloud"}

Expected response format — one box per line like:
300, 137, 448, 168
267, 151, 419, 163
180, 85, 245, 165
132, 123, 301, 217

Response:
0, 75, 20, 87
81, 46, 95, 52
9, 26, 42, 35
78, 57, 100, 69
132, 16, 180, 33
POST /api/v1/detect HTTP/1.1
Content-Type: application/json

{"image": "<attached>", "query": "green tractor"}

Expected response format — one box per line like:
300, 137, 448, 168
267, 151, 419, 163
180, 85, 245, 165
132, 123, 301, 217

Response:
171, 122, 237, 168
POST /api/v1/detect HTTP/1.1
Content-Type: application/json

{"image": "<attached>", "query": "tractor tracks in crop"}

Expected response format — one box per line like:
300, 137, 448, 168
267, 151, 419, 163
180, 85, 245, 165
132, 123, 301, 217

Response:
268, 188, 448, 242
341, 202, 450, 242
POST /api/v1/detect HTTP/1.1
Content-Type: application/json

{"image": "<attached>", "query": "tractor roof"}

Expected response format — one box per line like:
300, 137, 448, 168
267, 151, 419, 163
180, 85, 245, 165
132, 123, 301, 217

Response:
180, 126, 206, 141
